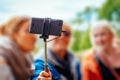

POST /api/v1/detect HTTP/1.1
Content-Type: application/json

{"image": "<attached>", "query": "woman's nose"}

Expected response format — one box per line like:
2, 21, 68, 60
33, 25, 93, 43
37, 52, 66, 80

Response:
58, 35, 65, 40
31, 34, 37, 42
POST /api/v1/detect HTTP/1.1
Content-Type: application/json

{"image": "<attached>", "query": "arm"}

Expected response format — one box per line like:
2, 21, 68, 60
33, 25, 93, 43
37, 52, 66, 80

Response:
31, 59, 61, 80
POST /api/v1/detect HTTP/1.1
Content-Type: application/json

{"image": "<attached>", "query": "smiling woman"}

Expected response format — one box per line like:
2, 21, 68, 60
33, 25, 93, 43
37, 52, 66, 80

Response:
82, 21, 120, 80
0, 16, 37, 80
0, 16, 62, 80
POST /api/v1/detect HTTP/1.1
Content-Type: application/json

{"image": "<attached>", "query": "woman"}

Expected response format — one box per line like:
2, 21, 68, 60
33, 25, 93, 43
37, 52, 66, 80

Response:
82, 21, 120, 80
34, 23, 81, 80
0, 16, 52, 80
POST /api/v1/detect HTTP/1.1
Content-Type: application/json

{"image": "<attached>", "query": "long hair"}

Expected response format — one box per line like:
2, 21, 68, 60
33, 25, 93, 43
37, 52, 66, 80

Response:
0, 16, 30, 36
90, 21, 116, 46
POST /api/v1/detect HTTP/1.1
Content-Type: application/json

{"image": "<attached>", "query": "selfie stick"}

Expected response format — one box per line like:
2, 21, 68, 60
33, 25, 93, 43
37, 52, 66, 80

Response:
44, 38, 48, 72
40, 35, 48, 72
40, 18, 51, 72
30, 18, 63, 72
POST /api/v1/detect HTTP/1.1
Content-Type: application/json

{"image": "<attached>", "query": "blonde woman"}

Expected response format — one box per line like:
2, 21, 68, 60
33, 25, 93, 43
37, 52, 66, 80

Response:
82, 21, 120, 80
34, 23, 81, 80
0, 16, 54, 80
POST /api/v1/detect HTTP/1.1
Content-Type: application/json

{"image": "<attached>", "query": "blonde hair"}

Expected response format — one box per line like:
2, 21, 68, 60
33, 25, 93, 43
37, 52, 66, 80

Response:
62, 23, 72, 35
90, 21, 116, 46
0, 16, 30, 36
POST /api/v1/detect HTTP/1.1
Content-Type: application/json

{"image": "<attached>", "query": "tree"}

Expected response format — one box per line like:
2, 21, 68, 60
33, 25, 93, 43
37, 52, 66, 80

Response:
71, 29, 92, 52
99, 0, 120, 21
71, 30, 82, 52
79, 28, 92, 51
71, 7, 97, 52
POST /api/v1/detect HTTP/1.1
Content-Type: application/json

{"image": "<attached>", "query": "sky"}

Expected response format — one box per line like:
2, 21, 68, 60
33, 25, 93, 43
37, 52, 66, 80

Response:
0, 0, 105, 24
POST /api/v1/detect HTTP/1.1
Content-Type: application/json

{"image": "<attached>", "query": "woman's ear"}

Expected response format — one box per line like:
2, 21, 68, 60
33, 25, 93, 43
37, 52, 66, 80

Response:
110, 32, 114, 39
9, 31, 18, 41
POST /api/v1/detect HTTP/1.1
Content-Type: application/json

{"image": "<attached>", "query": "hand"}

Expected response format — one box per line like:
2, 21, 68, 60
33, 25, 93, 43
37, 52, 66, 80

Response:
37, 69, 52, 80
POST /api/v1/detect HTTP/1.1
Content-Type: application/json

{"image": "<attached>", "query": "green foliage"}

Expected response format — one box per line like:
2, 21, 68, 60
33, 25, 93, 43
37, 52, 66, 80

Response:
71, 30, 82, 51
71, 29, 92, 52
99, 0, 120, 21
71, 0, 120, 53
79, 28, 92, 51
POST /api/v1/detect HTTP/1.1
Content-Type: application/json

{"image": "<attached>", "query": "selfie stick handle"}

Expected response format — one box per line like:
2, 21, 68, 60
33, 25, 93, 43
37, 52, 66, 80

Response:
43, 38, 48, 72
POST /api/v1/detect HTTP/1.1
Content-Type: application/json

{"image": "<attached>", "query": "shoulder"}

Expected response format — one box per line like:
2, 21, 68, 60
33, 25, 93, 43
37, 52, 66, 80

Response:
81, 49, 96, 68
81, 49, 103, 80
82, 49, 95, 61
81, 49, 101, 72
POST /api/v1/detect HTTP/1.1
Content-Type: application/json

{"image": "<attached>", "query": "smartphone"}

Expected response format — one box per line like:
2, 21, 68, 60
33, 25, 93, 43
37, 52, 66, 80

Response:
29, 18, 63, 36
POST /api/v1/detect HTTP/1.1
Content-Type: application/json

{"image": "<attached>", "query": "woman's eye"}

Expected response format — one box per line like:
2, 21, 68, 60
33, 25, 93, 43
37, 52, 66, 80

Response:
101, 33, 106, 36
94, 34, 98, 38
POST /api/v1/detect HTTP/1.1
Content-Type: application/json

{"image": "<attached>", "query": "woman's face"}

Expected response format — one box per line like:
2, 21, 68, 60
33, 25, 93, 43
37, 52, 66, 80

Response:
50, 27, 71, 51
92, 27, 113, 50
15, 20, 37, 52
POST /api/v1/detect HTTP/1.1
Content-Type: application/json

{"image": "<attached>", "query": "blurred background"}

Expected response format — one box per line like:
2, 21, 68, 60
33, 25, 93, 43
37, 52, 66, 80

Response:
0, 0, 120, 59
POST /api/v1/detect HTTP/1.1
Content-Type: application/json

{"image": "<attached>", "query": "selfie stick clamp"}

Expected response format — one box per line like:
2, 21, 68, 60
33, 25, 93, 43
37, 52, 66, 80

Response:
40, 18, 51, 72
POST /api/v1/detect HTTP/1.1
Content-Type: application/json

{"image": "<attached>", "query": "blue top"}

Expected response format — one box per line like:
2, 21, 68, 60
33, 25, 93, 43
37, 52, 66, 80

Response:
31, 59, 61, 80
35, 48, 81, 80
